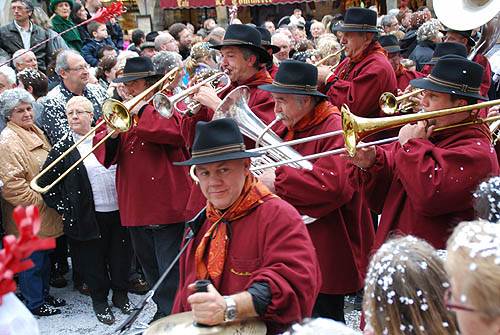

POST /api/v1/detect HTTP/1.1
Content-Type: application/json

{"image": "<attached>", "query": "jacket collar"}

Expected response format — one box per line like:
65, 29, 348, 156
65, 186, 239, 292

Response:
7, 122, 49, 152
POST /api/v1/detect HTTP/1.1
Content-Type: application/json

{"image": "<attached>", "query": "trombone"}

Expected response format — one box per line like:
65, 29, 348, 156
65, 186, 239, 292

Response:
30, 68, 179, 194
314, 47, 345, 71
152, 70, 231, 119
247, 99, 500, 170
379, 88, 424, 115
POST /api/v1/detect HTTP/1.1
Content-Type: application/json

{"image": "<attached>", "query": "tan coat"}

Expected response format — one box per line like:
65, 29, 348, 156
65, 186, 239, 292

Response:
0, 122, 62, 239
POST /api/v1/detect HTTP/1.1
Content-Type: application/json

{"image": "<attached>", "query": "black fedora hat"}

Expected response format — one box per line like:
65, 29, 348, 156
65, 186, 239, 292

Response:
331, 7, 380, 33
211, 24, 271, 63
256, 27, 280, 54
113, 56, 161, 83
379, 35, 405, 53
440, 29, 476, 47
421, 42, 467, 65
174, 119, 263, 166
258, 60, 328, 98
410, 55, 486, 100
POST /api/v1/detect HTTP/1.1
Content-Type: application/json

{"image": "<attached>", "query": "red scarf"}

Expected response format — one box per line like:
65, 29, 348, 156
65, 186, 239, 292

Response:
337, 42, 388, 80
284, 101, 339, 141
195, 174, 276, 283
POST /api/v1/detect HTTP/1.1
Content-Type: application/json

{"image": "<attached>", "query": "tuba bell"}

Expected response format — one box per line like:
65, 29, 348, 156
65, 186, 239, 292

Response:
212, 86, 313, 173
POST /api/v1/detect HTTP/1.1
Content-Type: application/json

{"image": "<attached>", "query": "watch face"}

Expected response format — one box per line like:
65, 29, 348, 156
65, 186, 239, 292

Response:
226, 308, 237, 321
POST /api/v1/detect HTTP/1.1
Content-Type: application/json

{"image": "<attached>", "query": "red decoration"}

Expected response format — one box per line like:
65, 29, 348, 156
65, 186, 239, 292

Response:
94, 1, 126, 23
0, 206, 55, 305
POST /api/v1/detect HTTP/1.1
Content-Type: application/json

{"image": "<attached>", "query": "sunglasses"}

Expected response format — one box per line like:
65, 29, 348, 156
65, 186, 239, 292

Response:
443, 288, 476, 312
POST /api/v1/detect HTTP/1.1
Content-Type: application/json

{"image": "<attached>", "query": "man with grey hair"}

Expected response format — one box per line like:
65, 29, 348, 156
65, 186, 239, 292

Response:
154, 32, 179, 53
41, 50, 108, 145
12, 49, 38, 72
0, 0, 54, 72
271, 32, 292, 63
152, 51, 185, 95
207, 26, 225, 44
381, 15, 399, 35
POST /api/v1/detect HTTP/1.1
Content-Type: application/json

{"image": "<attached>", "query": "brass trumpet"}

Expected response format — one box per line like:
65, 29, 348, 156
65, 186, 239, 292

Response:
379, 88, 424, 115
314, 47, 345, 71
30, 69, 179, 194
344, 99, 500, 156
152, 70, 231, 119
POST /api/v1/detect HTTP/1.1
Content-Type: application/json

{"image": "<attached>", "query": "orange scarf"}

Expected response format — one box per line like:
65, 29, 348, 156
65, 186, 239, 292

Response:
230, 68, 273, 89
195, 174, 276, 282
337, 42, 388, 80
284, 101, 339, 141
395, 63, 406, 77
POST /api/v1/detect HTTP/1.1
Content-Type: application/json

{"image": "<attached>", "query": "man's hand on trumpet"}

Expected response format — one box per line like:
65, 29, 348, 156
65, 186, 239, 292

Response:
487, 105, 500, 126
193, 83, 223, 112
317, 65, 333, 86
257, 168, 276, 193
401, 85, 424, 113
341, 145, 376, 170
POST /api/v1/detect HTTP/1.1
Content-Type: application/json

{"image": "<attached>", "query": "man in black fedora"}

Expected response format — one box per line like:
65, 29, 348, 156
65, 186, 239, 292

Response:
256, 26, 280, 78
171, 118, 321, 335
379, 34, 426, 93
93, 56, 195, 321
256, 60, 374, 323
419, 41, 467, 75
181, 24, 278, 148
317, 7, 397, 138
344, 55, 499, 253
443, 28, 492, 98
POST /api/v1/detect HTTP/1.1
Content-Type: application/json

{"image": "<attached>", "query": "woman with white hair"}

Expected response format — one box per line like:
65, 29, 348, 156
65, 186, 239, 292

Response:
409, 19, 443, 71
0, 88, 64, 316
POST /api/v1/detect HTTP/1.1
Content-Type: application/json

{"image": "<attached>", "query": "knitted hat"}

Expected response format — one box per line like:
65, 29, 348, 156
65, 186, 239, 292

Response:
49, 0, 73, 13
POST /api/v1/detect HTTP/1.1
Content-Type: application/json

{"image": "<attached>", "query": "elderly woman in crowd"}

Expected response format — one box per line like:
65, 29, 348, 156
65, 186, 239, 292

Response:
363, 236, 458, 335
409, 18, 443, 71
0, 88, 64, 316
152, 51, 185, 96
50, 0, 82, 52
37, 96, 132, 325
445, 221, 500, 335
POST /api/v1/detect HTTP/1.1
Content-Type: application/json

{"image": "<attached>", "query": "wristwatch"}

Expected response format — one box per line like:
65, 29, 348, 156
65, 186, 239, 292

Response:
223, 295, 237, 322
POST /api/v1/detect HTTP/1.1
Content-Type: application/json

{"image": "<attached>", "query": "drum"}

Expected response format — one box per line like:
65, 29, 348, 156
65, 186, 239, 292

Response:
143, 311, 267, 335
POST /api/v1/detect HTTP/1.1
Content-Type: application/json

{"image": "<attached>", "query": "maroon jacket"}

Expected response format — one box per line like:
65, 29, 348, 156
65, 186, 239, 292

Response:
180, 68, 277, 148
348, 125, 499, 250
473, 53, 492, 99
396, 67, 426, 92
93, 104, 195, 226
325, 45, 398, 119
172, 196, 321, 335
274, 102, 374, 294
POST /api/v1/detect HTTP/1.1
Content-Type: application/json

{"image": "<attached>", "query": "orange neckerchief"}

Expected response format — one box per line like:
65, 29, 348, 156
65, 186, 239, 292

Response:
395, 63, 406, 77
195, 174, 276, 282
229, 68, 273, 90
284, 101, 339, 141
337, 42, 388, 80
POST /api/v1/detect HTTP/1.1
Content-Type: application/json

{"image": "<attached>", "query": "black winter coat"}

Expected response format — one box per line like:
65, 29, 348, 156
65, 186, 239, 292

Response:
409, 39, 436, 72
0, 21, 54, 72
39, 132, 100, 241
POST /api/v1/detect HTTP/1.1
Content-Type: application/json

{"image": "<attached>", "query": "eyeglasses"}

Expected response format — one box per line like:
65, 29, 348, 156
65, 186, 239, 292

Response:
443, 288, 476, 312
66, 110, 91, 117
67, 64, 90, 72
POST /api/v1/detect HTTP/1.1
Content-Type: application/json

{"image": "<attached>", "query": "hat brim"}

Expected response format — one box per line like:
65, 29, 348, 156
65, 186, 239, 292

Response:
410, 77, 486, 101
383, 47, 406, 53
331, 26, 380, 33
262, 44, 280, 54
211, 43, 272, 63
440, 30, 475, 47
113, 73, 163, 83
258, 83, 328, 98
173, 151, 263, 166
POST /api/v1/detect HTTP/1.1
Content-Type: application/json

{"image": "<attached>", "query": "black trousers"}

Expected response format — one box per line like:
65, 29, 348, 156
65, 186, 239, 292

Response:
128, 223, 184, 315
74, 211, 132, 303
312, 293, 345, 323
